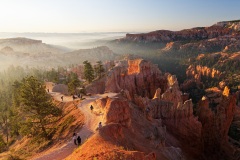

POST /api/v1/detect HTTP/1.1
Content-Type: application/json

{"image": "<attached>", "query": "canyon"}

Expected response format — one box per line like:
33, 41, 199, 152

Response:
0, 20, 240, 160
67, 58, 240, 160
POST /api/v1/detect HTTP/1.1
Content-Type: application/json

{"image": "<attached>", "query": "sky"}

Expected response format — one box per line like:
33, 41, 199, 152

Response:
0, 0, 239, 33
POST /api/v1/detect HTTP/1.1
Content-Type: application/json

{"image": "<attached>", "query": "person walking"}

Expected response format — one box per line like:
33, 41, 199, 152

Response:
73, 133, 77, 145
90, 105, 94, 113
98, 122, 102, 129
77, 135, 81, 146
61, 96, 64, 101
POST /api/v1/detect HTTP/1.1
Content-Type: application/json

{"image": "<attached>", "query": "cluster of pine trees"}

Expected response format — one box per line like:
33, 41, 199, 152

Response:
195, 54, 240, 89
0, 60, 106, 152
83, 60, 104, 83
0, 66, 64, 152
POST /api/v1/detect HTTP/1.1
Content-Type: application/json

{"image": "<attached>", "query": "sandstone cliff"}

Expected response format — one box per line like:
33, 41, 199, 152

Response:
67, 95, 185, 160
186, 64, 222, 80
184, 51, 240, 91
197, 87, 237, 160
105, 59, 168, 99
69, 59, 238, 160
118, 20, 239, 44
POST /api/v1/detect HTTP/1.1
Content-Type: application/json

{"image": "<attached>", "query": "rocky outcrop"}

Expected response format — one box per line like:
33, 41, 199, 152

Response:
70, 59, 239, 160
115, 20, 240, 64
52, 84, 68, 95
105, 59, 168, 99
184, 51, 240, 91
215, 20, 240, 31
86, 77, 106, 94
219, 81, 226, 90
118, 20, 240, 44
197, 87, 237, 159
104, 97, 131, 127
186, 64, 222, 80
162, 42, 181, 51
153, 88, 161, 99
142, 94, 203, 156
66, 123, 157, 160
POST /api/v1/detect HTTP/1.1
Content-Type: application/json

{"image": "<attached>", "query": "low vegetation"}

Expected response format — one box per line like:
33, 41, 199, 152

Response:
0, 66, 84, 159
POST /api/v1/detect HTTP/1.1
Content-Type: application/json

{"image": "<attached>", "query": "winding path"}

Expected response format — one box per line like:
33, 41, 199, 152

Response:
33, 92, 117, 160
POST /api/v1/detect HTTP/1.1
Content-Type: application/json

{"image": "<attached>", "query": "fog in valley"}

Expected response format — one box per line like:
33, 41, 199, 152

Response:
0, 32, 126, 50
1, 1, 240, 159
0, 32, 128, 71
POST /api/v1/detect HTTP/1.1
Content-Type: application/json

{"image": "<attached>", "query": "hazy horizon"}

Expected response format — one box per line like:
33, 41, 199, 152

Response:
0, 32, 127, 49
0, 0, 239, 33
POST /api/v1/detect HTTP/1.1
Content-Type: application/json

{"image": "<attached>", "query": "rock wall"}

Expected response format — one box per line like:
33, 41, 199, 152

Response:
103, 59, 202, 156
137, 89, 203, 155
104, 97, 131, 127
105, 59, 168, 99
119, 22, 239, 43
197, 89, 236, 159
85, 77, 106, 94
186, 65, 222, 80
82, 58, 238, 159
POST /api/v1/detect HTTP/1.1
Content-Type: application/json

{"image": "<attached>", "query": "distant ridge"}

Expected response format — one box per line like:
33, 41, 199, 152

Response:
0, 37, 42, 45
115, 20, 240, 43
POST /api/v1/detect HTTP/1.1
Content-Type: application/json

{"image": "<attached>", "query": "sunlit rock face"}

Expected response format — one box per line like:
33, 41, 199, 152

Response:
186, 64, 222, 80
119, 20, 239, 43
105, 59, 168, 99
104, 97, 131, 127
80, 59, 239, 160
197, 87, 237, 159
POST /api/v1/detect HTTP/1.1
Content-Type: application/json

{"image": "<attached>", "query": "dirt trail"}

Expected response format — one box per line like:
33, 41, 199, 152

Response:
33, 92, 117, 160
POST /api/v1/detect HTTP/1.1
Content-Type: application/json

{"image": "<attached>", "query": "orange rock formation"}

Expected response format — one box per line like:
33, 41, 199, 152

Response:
68, 59, 238, 160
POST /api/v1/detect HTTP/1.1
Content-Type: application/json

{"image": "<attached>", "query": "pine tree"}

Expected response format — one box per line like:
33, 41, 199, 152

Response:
0, 91, 11, 144
18, 76, 62, 139
67, 72, 81, 95
94, 61, 105, 79
83, 60, 94, 83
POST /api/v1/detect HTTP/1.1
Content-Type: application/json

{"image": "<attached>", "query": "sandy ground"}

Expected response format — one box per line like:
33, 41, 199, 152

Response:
33, 92, 117, 160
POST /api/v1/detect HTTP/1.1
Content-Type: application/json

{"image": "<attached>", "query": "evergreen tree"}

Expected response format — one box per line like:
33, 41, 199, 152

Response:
67, 72, 81, 95
0, 91, 11, 144
45, 68, 59, 83
0, 135, 7, 152
17, 76, 62, 139
94, 61, 105, 79
83, 60, 94, 83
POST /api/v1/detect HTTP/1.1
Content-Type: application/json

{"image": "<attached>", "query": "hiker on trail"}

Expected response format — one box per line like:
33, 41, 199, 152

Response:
90, 105, 94, 113
98, 122, 102, 129
61, 96, 63, 101
47, 88, 49, 93
72, 95, 75, 100
77, 135, 81, 146
73, 133, 77, 145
